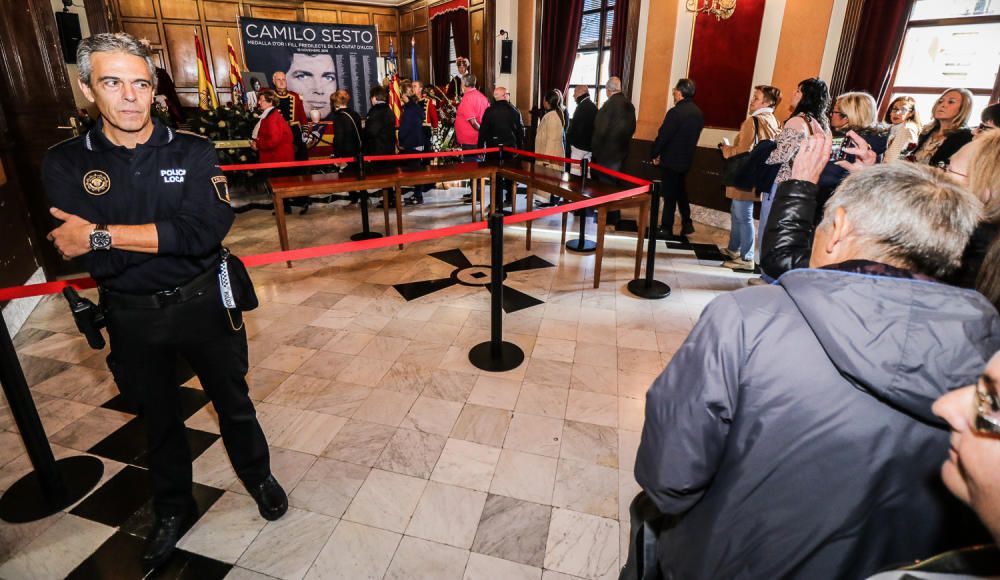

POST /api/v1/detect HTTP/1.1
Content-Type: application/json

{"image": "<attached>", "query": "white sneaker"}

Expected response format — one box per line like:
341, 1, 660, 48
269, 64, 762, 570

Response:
720, 248, 740, 260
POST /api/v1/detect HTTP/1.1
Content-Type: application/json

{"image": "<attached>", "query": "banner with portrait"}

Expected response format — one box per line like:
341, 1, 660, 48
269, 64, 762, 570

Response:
239, 17, 379, 120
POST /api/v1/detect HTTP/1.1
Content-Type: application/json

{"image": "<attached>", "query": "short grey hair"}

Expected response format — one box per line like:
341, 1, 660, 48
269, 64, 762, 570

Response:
77, 33, 157, 89
820, 162, 981, 278
606, 77, 622, 94
462, 73, 477, 89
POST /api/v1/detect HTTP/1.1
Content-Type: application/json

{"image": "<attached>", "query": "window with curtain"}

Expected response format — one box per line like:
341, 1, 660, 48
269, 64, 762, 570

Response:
567, 0, 615, 117
884, 0, 1000, 124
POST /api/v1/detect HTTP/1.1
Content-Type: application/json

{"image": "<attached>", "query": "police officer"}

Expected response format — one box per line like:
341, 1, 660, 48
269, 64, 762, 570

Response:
43, 33, 287, 568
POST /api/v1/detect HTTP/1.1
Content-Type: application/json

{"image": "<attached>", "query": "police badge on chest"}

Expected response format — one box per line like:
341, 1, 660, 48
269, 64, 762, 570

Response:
160, 169, 186, 183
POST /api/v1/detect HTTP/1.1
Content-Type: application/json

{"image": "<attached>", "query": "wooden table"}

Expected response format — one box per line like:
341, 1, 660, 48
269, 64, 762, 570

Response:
500, 160, 649, 288
268, 162, 495, 253
267, 160, 646, 288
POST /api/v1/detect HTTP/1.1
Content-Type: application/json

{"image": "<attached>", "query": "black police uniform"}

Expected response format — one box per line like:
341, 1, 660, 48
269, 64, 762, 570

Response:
42, 118, 271, 518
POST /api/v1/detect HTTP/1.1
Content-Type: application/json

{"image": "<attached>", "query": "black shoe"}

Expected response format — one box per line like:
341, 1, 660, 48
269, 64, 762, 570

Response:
681, 221, 695, 236
248, 475, 288, 521
142, 509, 194, 569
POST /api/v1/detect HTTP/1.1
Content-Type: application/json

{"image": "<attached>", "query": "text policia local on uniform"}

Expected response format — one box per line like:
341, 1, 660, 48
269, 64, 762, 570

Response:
243, 24, 375, 44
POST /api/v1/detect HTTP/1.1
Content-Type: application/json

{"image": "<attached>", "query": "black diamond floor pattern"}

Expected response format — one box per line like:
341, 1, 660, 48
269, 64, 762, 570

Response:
393, 248, 555, 312
66, 531, 230, 580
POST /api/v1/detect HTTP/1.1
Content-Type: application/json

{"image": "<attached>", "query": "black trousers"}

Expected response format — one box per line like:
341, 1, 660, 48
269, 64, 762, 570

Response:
104, 287, 270, 517
660, 167, 691, 233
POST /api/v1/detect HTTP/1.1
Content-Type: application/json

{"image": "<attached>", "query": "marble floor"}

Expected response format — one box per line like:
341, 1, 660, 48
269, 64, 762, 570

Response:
0, 185, 748, 580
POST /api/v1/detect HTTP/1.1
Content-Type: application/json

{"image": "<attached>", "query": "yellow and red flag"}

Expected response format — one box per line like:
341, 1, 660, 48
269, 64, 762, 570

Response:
387, 40, 401, 127
194, 34, 218, 110
226, 37, 246, 107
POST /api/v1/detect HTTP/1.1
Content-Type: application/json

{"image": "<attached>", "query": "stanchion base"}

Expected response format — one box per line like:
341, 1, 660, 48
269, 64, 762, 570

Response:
0, 455, 104, 523
565, 238, 597, 253
627, 279, 671, 299
468, 341, 525, 372
350, 231, 384, 241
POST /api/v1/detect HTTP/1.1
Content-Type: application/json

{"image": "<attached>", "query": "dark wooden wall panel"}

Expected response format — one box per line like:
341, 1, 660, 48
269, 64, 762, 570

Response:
203, 1, 239, 22
119, 0, 157, 18
124, 21, 161, 43
470, 7, 484, 84
160, 0, 200, 20
249, 5, 297, 19
206, 25, 239, 90
306, 8, 339, 23
340, 10, 371, 25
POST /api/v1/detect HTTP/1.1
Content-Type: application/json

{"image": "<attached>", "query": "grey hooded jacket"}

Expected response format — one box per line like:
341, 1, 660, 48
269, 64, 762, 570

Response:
636, 268, 1000, 580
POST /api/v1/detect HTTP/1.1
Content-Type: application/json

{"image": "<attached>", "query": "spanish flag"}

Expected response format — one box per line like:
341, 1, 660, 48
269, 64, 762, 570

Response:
387, 40, 401, 127
227, 37, 246, 107
194, 34, 218, 110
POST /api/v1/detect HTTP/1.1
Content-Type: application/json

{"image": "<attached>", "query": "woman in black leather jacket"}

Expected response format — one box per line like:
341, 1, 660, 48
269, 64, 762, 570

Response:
760, 125, 876, 279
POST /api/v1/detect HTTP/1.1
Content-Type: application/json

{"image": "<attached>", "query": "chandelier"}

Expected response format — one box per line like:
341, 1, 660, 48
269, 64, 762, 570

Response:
686, 0, 737, 20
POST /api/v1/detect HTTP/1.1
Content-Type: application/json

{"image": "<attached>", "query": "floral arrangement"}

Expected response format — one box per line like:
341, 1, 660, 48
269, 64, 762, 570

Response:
188, 103, 263, 189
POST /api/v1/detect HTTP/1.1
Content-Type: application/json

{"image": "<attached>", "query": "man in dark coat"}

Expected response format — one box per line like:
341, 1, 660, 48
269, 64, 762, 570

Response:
363, 85, 396, 157
331, 89, 363, 203
478, 86, 523, 205
566, 84, 597, 172
591, 76, 636, 175
651, 78, 704, 237
635, 162, 1000, 580
332, 89, 363, 159
591, 77, 636, 224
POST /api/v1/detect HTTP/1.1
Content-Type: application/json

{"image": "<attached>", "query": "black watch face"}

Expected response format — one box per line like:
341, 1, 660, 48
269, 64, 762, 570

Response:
91, 229, 112, 250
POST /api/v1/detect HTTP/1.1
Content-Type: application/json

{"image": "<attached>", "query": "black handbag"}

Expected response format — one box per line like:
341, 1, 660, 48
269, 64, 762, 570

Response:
219, 247, 259, 312
721, 117, 760, 187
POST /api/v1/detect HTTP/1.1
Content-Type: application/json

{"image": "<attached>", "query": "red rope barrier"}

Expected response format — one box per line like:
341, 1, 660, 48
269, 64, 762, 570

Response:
588, 163, 652, 186
219, 157, 355, 171
504, 184, 650, 226
0, 179, 651, 302
504, 148, 581, 165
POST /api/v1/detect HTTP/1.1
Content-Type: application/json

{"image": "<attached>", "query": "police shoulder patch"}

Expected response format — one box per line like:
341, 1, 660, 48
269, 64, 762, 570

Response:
212, 175, 230, 204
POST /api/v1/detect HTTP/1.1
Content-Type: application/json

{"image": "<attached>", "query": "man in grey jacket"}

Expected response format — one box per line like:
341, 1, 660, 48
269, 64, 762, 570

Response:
635, 162, 1000, 579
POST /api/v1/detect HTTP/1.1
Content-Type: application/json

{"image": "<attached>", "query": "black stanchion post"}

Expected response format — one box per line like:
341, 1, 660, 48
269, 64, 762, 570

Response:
351, 153, 383, 241
468, 212, 524, 372
627, 180, 671, 299
0, 311, 103, 523
566, 157, 596, 253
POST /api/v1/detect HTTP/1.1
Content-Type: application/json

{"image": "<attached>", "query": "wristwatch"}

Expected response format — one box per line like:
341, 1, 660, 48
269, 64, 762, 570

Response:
89, 224, 112, 251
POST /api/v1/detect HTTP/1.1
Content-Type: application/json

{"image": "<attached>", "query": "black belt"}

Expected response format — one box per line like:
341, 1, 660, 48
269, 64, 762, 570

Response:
100, 267, 218, 310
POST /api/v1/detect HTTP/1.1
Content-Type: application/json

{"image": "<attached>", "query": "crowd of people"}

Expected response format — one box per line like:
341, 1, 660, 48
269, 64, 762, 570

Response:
628, 77, 1000, 577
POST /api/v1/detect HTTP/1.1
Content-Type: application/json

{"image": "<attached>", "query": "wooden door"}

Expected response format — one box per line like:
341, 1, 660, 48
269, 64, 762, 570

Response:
0, 0, 82, 277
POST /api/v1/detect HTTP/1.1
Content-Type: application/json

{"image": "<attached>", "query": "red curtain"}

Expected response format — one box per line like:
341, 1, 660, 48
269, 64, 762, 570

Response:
538, 0, 584, 99
431, 5, 470, 86
842, 0, 910, 104
608, 0, 629, 79
687, 0, 767, 128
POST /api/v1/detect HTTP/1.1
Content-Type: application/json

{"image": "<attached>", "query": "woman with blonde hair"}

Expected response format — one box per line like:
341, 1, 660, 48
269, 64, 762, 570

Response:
910, 88, 974, 167
883, 96, 921, 162
945, 130, 1000, 294
817, 91, 887, 223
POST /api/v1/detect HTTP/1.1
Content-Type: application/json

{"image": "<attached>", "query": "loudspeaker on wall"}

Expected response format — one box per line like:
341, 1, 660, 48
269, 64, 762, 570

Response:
500, 39, 513, 74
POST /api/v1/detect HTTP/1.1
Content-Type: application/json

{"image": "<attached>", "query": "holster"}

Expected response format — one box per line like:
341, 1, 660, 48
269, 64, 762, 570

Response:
62, 287, 106, 350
